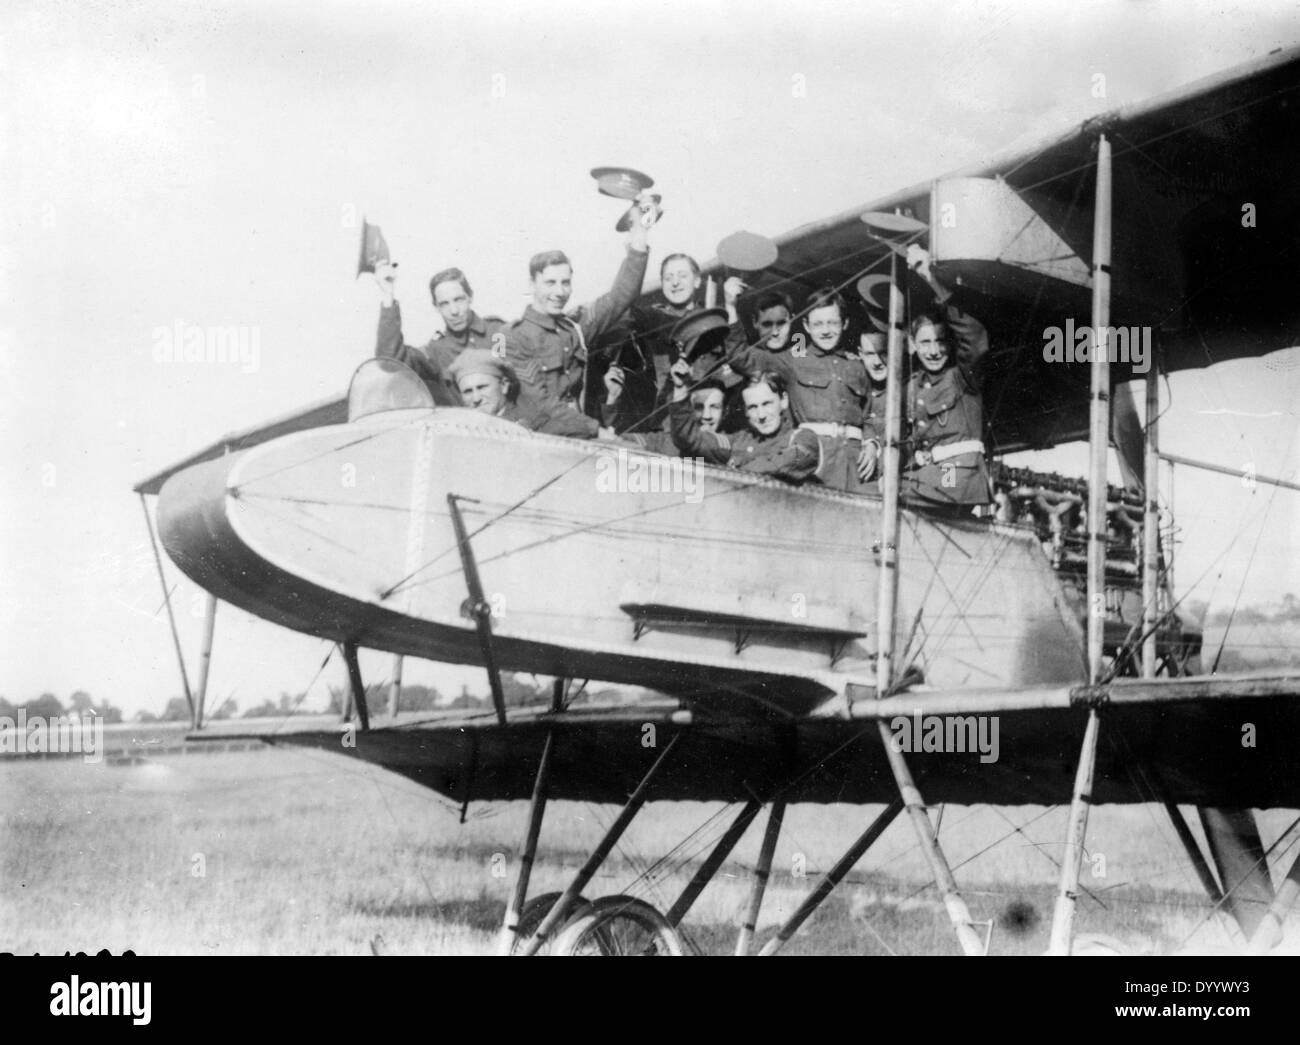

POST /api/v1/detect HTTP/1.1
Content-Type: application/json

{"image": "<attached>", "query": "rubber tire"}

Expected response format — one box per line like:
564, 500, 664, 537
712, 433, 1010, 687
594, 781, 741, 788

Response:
551, 894, 684, 956
510, 891, 592, 955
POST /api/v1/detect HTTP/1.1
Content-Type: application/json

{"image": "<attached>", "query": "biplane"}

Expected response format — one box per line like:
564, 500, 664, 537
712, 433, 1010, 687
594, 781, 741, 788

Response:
134, 47, 1300, 956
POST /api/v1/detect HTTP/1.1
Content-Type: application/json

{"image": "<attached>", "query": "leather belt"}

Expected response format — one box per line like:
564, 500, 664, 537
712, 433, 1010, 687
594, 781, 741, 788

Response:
799, 422, 864, 440
913, 439, 984, 466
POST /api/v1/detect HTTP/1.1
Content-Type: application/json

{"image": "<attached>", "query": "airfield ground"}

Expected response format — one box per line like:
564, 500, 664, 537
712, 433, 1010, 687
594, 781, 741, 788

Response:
3, 745, 1297, 956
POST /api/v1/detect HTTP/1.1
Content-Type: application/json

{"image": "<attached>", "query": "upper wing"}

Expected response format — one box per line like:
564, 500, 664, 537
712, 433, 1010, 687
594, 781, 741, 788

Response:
669, 47, 1300, 453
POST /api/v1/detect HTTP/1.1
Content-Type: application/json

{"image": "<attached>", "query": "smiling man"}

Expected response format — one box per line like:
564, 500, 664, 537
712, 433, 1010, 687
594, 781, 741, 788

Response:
668, 359, 819, 483
374, 265, 506, 405
617, 252, 707, 431
725, 287, 872, 493
447, 349, 610, 439
902, 246, 992, 512
504, 199, 655, 418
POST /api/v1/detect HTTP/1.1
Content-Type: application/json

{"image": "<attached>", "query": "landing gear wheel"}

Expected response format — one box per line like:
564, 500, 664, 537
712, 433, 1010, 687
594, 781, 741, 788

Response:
509, 891, 592, 954
552, 894, 684, 956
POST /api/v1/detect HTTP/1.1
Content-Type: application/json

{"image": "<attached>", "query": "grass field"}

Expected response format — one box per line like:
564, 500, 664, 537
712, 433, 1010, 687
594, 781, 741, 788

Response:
2, 747, 1297, 956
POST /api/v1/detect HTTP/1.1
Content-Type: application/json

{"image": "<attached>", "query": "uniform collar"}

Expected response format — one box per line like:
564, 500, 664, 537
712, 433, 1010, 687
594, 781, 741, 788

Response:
443, 312, 489, 342
753, 413, 795, 443
915, 361, 954, 385
522, 305, 562, 333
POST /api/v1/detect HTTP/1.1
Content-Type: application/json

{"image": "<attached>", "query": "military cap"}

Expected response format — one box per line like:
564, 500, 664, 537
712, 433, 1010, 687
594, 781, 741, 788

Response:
448, 348, 515, 386
590, 166, 655, 200
670, 307, 730, 360
356, 218, 392, 276
717, 230, 778, 272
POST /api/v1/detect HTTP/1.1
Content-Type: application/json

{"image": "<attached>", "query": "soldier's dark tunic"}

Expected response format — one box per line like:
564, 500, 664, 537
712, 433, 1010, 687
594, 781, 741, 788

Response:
616, 297, 696, 431
669, 398, 820, 483
498, 398, 601, 439
903, 305, 991, 510
504, 246, 649, 414
376, 304, 507, 406
726, 332, 870, 493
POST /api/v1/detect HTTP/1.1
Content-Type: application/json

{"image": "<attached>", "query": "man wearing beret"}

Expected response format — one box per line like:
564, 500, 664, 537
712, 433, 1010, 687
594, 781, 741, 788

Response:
447, 349, 615, 440
373, 265, 506, 405
504, 197, 656, 418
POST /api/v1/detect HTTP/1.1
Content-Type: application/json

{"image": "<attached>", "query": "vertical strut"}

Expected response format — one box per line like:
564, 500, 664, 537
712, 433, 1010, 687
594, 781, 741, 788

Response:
447, 494, 507, 726
341, 640, 370, 732
1050, 130, 1112, 956
879, 730, 985, 955
497, 729, 557, 954
138, 493, 195, 725
875, 247, 905, 700
758, 798, 903, 956
194, 593, 218, 730
1247, 821, 1300, 953
521, 733, 682, 956
1163, 802, 1247, 948
498, 679, 566, 954
667, 800, 761, 927
387, 654, 403, 719
736, 799, 786, 955
1142, 358, 1160, 678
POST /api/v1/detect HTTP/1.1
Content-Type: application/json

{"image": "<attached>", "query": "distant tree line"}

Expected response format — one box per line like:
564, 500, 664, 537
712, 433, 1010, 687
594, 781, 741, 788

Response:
0, 690, 123, 723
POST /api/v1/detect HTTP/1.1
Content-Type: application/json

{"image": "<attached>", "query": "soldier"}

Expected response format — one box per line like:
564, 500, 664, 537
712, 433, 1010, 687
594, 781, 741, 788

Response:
725, 287, 874, 494
901, 247, 992, 513
447, 349, 614, 440
504, 198, 655, 417
855, 330, 889, 487
668, 360, 819, 483
373, 264, 506, 405
723, 285, 796, 355
605, 363, 726, 454
617, 252, 706, 431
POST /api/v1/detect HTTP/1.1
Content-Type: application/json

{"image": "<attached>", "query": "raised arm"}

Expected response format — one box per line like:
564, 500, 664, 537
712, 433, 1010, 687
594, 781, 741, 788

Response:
667, 359, 730, 464
906, 245, 989, 373
577, 245, 650, 346
372, 263, 452, 400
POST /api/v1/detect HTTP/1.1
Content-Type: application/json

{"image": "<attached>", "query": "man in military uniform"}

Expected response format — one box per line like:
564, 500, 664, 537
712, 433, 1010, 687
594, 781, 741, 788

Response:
447, 349, 613, 439
373, 264, 506, 405
668, 360, 819, 484
617, 252, 706, 431
504, 200, 655, 417
724, 287, 874, 494
854, 330, 889, 490
901, 247, 991, 513
604, 363, 726, 455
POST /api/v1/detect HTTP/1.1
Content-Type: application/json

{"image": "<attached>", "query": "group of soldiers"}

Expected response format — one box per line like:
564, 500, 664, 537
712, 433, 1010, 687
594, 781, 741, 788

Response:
370, 203, 993, 513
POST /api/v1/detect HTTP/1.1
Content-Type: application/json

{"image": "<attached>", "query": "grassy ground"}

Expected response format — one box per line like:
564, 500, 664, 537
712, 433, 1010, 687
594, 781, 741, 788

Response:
2, 748, 1296, 956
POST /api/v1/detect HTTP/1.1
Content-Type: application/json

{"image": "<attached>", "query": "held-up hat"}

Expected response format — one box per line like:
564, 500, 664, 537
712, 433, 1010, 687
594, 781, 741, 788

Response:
356, 218, 392, 276
590, 166, 655, 200
670, 307, 730, 360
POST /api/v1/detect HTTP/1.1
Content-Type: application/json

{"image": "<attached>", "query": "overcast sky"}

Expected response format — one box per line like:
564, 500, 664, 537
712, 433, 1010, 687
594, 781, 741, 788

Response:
3, 0, 1299, 717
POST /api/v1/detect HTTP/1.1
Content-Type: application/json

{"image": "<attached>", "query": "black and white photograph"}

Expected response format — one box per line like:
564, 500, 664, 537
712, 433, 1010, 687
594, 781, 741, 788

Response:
4, 0, 1300, 974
